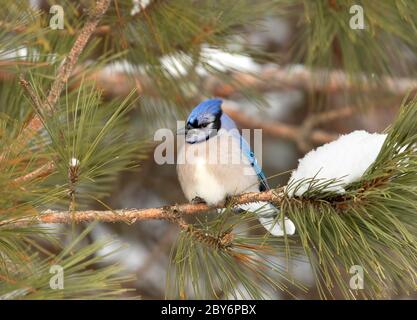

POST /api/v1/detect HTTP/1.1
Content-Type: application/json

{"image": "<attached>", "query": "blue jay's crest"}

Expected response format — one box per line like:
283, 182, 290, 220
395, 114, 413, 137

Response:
187, 98, 223, 127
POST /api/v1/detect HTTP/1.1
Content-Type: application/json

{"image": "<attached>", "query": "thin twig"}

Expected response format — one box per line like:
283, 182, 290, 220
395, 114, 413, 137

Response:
222, 104, 339, 146
44, 0, 112, 111
17, 76, 45, 144
21, 0, 111, 136
19, 0, 112, 134
12, 161, 56, 184
294, 106, 354, 151
304, 106, 354, 127
18, 75, 43, 112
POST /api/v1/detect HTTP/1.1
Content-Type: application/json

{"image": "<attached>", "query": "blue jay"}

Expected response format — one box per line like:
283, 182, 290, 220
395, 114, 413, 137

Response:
177, 98, 295, 236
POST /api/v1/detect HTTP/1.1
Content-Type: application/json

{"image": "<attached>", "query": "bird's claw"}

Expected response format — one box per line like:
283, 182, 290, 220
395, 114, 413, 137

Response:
191, 196, 206, 204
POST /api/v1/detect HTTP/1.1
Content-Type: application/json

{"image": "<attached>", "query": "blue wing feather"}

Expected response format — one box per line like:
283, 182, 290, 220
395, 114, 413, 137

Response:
239, 135, 269, 191
220, 113, 269, 191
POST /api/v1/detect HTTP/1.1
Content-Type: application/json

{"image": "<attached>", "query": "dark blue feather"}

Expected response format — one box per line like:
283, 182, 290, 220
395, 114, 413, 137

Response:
221, 112, 269, 192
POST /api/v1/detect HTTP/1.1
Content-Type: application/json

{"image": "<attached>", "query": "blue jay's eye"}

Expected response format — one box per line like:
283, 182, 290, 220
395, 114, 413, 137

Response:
188, 119, 198, 129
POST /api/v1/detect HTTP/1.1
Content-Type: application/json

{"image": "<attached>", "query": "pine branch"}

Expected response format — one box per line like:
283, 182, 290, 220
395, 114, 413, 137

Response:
5, 63, 417, 97
20, 0, 112, 133
18, 0, 111, 134
6, 0, 112, 181
259, 66, 417, 95
80, 64, 417, 99
44, 0, 111, 110
2, 188, 285, 227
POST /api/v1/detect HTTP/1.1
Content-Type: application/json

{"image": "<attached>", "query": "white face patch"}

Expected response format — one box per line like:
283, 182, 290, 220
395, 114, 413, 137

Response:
185, 112, 221, 144
185, 127, 218, 144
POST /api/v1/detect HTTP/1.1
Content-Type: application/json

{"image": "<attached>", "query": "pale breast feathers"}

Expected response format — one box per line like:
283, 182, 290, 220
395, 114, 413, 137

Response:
177, 129, 259, 205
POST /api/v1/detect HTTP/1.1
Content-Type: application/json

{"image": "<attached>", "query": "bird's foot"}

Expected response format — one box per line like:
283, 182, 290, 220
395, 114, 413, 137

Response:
191, 196, 206, 204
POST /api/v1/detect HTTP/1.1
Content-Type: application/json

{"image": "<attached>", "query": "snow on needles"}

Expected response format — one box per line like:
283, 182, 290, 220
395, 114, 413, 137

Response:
287, 130, 387, 197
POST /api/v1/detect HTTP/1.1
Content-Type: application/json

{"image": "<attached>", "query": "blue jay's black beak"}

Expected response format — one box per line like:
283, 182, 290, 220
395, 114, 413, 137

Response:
177, 127, 187, 135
